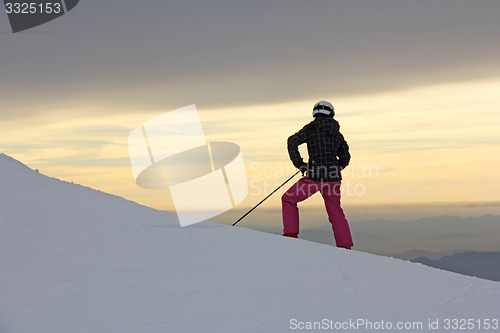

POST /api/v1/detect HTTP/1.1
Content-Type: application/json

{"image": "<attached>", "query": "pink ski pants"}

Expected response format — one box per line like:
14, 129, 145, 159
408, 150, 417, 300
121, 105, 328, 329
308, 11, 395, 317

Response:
281, 178, 354, 248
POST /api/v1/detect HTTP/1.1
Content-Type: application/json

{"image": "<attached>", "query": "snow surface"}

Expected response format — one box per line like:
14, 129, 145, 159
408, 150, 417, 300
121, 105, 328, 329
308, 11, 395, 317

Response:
1, 153, 499, 333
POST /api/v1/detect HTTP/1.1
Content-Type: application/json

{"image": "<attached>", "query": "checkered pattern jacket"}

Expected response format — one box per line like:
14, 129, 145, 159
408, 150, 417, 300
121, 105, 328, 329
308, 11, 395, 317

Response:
287, 117, 350, 182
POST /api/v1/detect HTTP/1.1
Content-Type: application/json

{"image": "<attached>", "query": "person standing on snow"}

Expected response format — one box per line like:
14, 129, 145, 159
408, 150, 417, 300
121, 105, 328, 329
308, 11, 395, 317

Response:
282, 101, 354, 249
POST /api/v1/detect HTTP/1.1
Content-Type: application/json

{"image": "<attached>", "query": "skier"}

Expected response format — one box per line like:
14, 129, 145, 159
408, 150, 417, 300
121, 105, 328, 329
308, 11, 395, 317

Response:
282, 101, 354, 249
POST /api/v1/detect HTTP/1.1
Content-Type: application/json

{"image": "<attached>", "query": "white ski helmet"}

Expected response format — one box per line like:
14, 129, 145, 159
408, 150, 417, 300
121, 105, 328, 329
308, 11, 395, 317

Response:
313, 101, 335, 118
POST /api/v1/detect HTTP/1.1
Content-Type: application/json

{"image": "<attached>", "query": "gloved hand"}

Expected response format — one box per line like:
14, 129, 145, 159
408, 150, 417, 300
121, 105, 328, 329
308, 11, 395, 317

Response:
297, 163, 308, 176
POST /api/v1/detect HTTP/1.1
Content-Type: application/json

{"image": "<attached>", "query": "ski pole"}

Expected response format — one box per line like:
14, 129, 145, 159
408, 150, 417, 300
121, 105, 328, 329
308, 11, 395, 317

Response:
232, 170, 301, 226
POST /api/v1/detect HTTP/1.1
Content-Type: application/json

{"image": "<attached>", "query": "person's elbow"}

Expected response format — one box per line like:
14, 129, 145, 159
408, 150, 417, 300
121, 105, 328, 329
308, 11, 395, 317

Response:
287, 136, 299, 149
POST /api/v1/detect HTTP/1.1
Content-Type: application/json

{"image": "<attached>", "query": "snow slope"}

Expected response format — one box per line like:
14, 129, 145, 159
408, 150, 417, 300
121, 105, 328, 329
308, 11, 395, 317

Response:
1, 153, 499, 333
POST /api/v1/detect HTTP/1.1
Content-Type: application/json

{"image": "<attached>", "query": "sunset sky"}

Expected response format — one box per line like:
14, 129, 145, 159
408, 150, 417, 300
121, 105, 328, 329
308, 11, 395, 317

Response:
2, 0, 500, 216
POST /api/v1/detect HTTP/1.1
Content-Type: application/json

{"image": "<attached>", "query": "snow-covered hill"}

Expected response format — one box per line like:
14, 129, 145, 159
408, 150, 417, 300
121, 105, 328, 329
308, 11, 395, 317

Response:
1, 153, 499, 333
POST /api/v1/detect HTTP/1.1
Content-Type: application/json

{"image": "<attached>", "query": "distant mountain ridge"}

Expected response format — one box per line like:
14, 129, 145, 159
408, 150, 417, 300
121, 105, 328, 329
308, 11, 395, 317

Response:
412, 251, 500, 282
342, 214, 500, 256
392, 249, 465, 261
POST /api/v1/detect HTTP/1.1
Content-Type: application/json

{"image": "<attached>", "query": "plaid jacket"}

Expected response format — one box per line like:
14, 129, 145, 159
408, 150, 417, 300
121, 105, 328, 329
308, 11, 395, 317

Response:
287, 117, 350, 182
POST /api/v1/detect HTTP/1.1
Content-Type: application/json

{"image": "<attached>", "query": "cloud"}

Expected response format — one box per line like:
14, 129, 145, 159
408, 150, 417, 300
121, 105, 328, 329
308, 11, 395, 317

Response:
2, 0, 500, 121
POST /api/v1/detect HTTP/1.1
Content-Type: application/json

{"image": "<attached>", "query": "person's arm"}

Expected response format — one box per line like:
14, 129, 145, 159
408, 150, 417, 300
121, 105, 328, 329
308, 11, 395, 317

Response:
287, 126, 308, 171
337, 133, 351, 170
